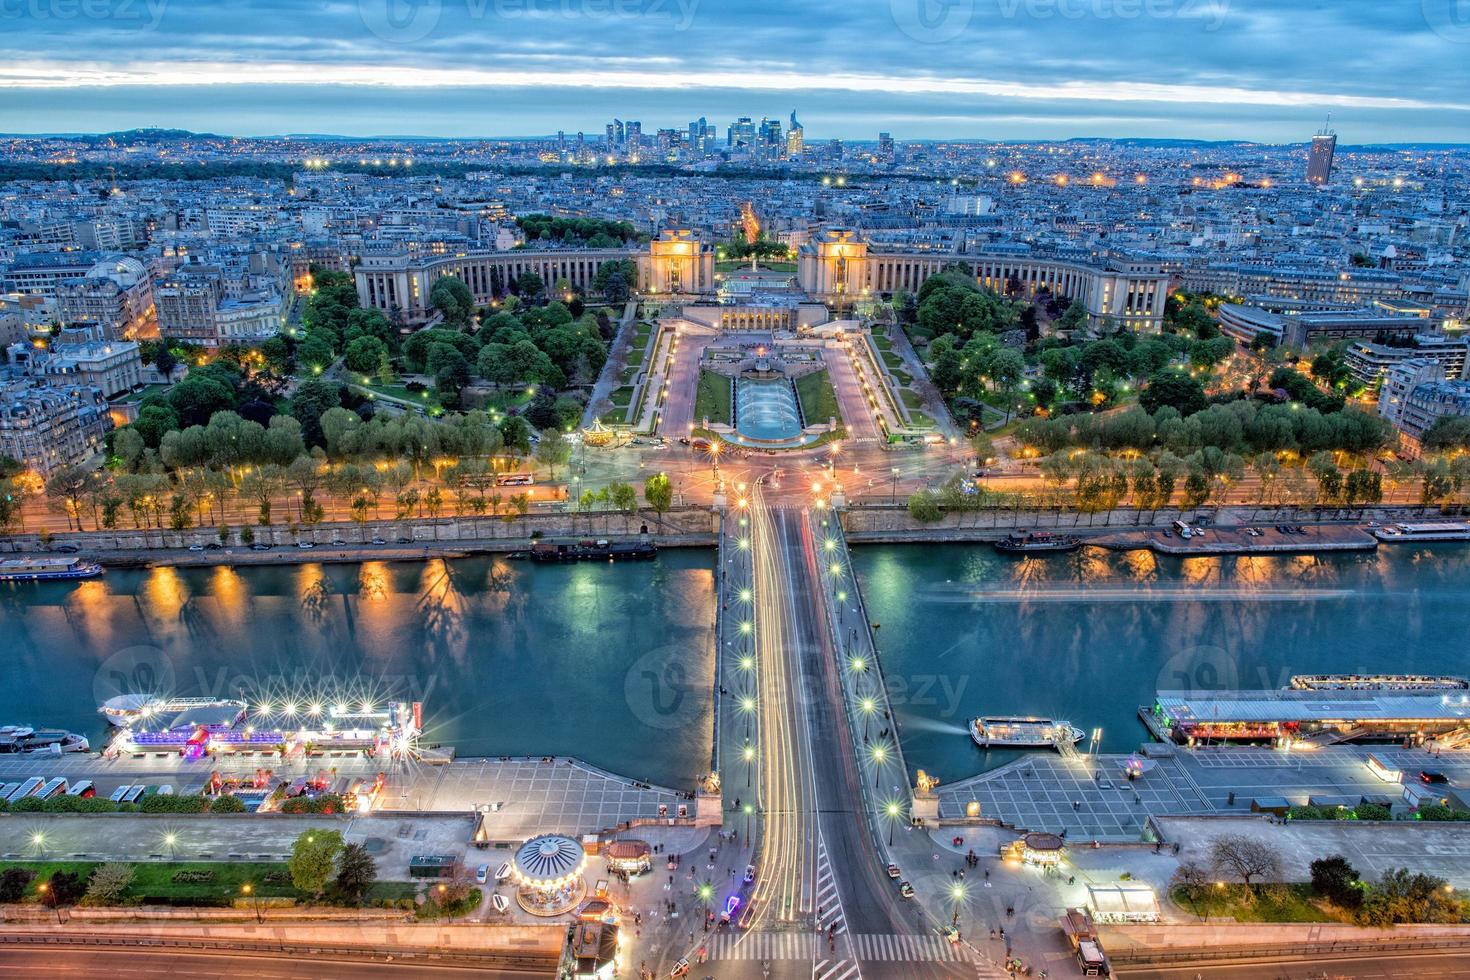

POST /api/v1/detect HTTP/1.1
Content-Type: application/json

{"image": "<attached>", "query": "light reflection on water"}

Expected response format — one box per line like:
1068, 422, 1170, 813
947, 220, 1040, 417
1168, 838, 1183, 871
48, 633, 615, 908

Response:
0, 553, 715, 789
853, 542, 1470, 780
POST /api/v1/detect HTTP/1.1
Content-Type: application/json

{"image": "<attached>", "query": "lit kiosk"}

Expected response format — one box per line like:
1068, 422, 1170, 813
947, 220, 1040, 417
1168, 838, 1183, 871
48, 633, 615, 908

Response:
511, 834, 588, 917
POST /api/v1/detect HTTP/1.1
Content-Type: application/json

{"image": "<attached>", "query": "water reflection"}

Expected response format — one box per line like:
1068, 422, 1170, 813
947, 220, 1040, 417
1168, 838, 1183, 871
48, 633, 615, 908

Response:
853, 542, 1470, 781
0, 553, 716, 788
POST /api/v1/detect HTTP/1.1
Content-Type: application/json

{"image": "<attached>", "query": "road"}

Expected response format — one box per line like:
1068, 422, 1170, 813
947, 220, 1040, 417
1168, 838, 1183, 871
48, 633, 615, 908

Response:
1117, 950, 1470, 980
0, 945, 552, 978
704, 487, 975, 980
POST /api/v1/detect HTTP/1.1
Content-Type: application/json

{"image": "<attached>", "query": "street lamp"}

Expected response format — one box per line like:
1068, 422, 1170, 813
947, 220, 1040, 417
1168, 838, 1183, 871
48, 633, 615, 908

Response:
883, 799, 903, 846
740, 695, 756, 738
241, 882, 263, 923
743, 742, 756, 787
890, 467, 900, 504
860, 696, 877, 741
870, 743, 888, 788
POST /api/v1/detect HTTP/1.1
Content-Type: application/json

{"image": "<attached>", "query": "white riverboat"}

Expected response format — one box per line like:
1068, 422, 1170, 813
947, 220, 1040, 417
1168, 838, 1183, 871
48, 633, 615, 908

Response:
1374, 521, 1470, 542
971, 716, 1085, 749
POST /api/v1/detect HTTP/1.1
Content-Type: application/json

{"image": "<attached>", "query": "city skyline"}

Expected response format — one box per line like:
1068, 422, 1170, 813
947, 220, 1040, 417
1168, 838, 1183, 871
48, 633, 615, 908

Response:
2, 1, 1469, 142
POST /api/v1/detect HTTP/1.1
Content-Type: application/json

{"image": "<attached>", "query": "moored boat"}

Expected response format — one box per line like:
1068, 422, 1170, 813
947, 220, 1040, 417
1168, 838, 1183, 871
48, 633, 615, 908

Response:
971, 716, 1085, 749
0, 725, 90, 754
0, 557, 102, 582
525, 539, 657, 563
993, 531, 1080, 555
1290, 673, 1469, 691
99, 695, 249, 728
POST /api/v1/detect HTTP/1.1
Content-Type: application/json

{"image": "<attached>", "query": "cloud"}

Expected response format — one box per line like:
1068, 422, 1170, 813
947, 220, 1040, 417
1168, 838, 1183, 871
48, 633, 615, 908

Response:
0, 0, 1465, 139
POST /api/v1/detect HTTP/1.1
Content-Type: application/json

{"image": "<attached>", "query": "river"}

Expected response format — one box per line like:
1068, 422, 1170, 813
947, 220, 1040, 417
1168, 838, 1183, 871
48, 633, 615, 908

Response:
850, 541, 1470, 782
0, 553, 716, 790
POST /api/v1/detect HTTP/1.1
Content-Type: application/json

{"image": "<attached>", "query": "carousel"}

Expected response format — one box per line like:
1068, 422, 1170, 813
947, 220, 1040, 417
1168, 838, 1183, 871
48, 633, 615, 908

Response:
511, 833, 588, 916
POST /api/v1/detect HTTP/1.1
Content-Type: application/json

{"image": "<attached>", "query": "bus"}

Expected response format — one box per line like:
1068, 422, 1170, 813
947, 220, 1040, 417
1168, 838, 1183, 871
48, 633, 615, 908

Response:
122, 785, 147, 804
6, 777, 44, 801
35, 777, 68, 799
495, 472, 535, 487
66, 780, 95, 798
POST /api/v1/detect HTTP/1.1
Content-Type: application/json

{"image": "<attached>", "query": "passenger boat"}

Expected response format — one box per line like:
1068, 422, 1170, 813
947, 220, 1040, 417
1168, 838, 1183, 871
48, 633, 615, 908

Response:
99, 695, 249, 728
1373, 522, 1470, 542
993, 531, 1081, 555
521, 539, 657, 563
0, 557, 102, 581
0, 726, 90, 754
971, 716, 1085, 749
1290, 674, 1469, 691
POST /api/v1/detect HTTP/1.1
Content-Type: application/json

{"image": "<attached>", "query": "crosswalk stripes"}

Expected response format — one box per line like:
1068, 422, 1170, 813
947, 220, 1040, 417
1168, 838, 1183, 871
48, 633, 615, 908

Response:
848, 934, 972, 962
814, 958, 863, 980
814, 836, 847, 935
702, 930, 815, 960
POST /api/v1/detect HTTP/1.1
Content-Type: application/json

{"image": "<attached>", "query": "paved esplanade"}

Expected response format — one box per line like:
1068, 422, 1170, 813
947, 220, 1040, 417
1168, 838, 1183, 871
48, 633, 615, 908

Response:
705, 486, 987, 980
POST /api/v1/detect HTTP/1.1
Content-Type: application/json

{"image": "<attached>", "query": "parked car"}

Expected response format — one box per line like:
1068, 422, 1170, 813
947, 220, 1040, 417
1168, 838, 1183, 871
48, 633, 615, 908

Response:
886, 864, 901, 879
250, 543, 271, 551
371, 537, 387, 545
899, 880, 914, 899
188, 544, 204, 552
297, 541, 315, 549
475, 864, 489, 884
1420, 770, 1449, 784
53, 544, 81, 554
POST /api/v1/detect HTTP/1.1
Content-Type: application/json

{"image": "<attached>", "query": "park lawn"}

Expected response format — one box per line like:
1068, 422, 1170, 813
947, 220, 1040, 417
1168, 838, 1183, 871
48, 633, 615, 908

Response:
795, 370, 842, 427
600, 409, 627, 424
899, 388, 925, 409
880, 350, 905, 372
1170, 884, 1341, 923
695, 370, 733, 426
112, 383, 172, 405
619, 364, 641, 385
6, 860, 420, 905
891, 368, 913, 386
908, 410, 935, 428
870, 331, 894, 353
609, 386, 635, 407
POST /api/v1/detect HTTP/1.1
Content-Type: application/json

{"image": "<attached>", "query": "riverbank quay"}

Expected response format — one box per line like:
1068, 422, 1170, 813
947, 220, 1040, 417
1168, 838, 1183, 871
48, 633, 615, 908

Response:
1099, 921, 1470, 966
0, 507, 718, 558
841, 503, 1445, 552
934, 743, 1470, 857
1092, 523, 1379, 555
0, 922, 564, 964
0, 755, 698, 843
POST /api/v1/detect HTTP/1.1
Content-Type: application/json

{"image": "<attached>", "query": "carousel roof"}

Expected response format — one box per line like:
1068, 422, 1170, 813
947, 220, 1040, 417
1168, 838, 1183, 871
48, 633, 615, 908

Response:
514, 834, 585, 883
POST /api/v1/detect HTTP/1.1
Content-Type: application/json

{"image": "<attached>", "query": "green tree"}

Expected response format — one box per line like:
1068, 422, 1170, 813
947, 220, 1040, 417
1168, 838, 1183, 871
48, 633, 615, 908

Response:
644, 472, 673, 513
83, 863, 135, 906
334, 841, 378, 905
430, 275, 475, 328
288, 829, 344, 899
342, 336, 388, 375
1139, 370, 1207, 417
0, 868, 35, 902
1310, 855, 1362, 908
535, 427, 572, 478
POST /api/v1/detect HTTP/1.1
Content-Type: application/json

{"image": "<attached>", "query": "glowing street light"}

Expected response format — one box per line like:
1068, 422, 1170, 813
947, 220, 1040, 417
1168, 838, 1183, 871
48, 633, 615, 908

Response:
743, 742, 756, 786
870, 743, 889, 787
883, 798, 904, 846
860, 696, 877, 740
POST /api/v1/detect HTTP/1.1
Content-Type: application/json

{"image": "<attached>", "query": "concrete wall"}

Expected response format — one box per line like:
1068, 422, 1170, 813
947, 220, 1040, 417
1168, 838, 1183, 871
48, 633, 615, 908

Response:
0, 508, 719, 554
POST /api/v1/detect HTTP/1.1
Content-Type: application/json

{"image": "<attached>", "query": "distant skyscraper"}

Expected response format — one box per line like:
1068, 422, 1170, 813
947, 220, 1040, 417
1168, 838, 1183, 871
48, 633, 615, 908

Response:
878, 132, 894, 162
728, 117, 755, 150
786, 110, 804, 158
1307, 119, 1336, 185
758, 117, 783, 159
626, 121, 642, 150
